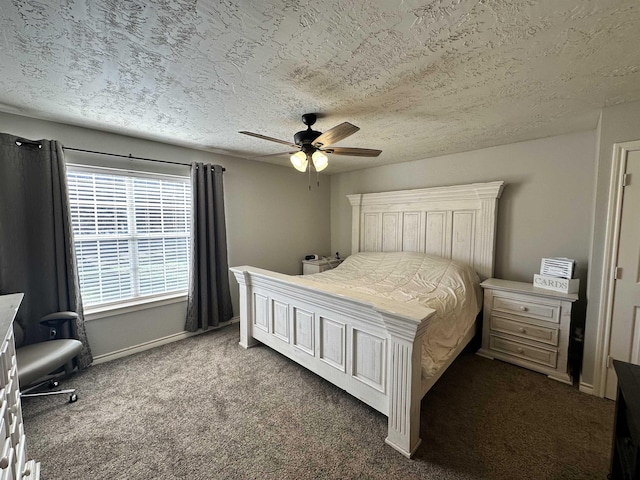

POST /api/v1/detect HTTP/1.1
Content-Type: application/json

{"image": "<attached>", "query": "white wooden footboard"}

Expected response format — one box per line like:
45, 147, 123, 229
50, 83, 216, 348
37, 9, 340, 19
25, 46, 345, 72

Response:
230, 266, 435, 458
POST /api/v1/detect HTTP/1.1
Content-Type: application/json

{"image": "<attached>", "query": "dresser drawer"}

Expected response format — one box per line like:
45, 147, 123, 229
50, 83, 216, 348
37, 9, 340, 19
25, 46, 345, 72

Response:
9, 417, 22, 448
490, 315, 559, 346
13, 434, 25, 480
492, 295, 559, 323
0, 341, 9, 386
0, 436, 14, 475
490, 335, 558, 368
22, 459, 40, 480
0, 295, 37, 477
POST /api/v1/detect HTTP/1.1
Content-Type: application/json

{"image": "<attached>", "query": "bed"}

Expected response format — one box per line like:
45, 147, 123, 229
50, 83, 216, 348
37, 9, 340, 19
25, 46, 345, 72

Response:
230, 181, 505, 457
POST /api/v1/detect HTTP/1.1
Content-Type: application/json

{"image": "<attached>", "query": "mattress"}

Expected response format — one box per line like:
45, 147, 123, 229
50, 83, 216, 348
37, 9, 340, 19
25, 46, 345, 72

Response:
303, 251, 482, 379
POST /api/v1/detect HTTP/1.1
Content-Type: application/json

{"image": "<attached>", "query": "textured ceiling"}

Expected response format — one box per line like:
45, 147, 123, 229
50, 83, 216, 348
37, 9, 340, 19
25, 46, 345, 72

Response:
1, 0, 639, 173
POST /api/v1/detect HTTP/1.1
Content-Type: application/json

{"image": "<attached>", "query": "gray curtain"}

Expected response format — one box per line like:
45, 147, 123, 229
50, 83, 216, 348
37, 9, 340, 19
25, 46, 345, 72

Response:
185, 163, 233, 331
0, 133, 92, 368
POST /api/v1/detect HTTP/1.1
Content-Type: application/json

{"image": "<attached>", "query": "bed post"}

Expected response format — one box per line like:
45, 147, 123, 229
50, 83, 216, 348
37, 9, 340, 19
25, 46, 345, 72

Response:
474, 182, 504, 279
230, 269, 259, 349
347, 194, 363, 254
380, 310, 431, 458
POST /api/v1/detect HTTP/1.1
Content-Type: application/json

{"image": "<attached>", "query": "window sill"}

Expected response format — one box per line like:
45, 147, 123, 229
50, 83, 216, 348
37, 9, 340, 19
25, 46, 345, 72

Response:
84, 292, 188, 321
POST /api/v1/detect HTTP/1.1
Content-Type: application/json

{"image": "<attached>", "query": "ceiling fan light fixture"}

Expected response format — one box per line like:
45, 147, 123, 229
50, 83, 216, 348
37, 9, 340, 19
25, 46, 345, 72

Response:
290, 151, 308, 172
312, 150, 328, 172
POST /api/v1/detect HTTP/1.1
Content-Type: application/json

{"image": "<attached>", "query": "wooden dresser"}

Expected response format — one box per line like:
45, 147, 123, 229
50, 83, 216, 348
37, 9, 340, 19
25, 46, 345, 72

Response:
477, 278, 577, 384
610, 360, 640, 480
0, 294, 40, 480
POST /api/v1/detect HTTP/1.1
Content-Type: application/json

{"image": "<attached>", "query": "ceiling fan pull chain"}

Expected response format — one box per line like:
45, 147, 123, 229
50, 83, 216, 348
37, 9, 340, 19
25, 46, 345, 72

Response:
316, 169, 320, 188
308, 163, 311, 191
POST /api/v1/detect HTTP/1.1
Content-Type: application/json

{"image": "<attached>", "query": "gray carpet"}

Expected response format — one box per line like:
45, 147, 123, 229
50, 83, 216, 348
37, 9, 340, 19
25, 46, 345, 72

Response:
22, 324, 614, 479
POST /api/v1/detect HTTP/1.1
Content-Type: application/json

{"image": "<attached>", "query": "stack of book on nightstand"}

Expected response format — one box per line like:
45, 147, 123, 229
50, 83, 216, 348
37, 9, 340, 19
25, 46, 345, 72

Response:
533, 257, 579, 294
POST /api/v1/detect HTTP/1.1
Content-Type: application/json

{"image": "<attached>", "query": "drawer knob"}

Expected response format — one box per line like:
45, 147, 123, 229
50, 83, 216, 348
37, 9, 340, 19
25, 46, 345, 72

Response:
519, 306, 528, 312
519, 327, 526, 333
0, 456, 8, 469
517, 348, 525, 354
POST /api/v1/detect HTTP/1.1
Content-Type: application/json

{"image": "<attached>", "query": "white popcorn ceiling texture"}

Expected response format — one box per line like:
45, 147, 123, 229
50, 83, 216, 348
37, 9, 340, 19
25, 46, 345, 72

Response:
1, 0, 639, 173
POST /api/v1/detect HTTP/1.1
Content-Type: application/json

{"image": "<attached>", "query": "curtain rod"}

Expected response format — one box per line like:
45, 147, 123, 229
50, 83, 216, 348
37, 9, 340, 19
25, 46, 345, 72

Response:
64, 147, 225, 171
14, 139, 225, 171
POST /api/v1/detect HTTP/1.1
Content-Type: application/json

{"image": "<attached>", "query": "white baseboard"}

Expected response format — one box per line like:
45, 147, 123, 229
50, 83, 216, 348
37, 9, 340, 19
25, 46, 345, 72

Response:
92, 316, 239, 365
578, 381, 595, 396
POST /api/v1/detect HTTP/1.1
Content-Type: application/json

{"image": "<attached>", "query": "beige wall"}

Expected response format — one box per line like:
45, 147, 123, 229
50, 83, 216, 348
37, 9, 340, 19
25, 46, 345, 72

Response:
6, 104, 633, 389
0, 112, 331, 358
330, 130, 598, 375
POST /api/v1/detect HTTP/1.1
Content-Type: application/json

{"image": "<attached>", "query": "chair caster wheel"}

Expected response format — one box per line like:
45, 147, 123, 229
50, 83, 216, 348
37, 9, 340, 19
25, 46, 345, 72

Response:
69, 393, 78, 403
49, 380, 59, 389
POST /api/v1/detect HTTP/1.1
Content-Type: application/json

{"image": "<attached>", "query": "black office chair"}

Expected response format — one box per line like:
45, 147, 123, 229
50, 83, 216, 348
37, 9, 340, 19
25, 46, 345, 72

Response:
14, 312, 83, 403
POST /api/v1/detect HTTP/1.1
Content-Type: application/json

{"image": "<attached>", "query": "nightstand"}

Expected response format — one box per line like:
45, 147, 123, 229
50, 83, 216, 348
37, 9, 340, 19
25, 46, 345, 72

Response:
477, 278, 578, 384
302, 257, 343, 275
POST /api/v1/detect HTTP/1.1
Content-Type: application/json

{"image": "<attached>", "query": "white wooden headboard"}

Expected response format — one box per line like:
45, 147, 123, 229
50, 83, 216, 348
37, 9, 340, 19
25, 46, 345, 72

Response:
347, 181, 505, 279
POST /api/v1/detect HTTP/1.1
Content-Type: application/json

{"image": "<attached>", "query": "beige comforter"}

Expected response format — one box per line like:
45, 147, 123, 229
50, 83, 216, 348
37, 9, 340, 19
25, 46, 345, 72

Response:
303, 251, 482, 378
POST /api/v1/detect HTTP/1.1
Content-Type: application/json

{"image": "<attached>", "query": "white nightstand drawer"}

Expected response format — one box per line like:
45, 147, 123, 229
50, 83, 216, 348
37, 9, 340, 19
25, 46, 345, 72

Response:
490, 335, 558, 368
492, 295, 559, 323
302, 258, 343, 275
490, 315, 559, 346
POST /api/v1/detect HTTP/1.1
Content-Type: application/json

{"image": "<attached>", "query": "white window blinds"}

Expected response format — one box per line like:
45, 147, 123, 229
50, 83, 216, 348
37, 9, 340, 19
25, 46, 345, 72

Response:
66, 166, 191, 307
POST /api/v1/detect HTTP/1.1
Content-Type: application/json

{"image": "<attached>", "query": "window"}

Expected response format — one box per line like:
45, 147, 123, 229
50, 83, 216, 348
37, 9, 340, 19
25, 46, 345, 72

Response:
66, 165, 191, 308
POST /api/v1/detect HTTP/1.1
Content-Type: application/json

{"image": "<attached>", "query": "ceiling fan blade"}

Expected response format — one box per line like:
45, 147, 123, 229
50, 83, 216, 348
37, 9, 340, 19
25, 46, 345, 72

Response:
312, 122, 360, 147
239, 131, 297, 148
251, 151, 298, 158
325, 147, 382, 157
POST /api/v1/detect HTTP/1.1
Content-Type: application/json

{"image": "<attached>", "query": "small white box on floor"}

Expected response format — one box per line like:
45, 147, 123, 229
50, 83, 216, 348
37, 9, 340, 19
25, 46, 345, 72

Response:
533, 274, 580, 294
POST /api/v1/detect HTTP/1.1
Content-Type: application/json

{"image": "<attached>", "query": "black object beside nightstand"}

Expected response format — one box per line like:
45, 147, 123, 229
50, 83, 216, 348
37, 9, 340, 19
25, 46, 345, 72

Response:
610, 360, 640, 480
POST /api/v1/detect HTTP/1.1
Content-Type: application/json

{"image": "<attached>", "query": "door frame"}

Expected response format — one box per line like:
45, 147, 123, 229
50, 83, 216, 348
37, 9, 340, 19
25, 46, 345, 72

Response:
594, 139, 640, 397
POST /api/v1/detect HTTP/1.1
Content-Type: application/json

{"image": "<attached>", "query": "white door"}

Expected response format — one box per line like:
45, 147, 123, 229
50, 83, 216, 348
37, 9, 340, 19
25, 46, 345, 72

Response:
605, 148, 640, 399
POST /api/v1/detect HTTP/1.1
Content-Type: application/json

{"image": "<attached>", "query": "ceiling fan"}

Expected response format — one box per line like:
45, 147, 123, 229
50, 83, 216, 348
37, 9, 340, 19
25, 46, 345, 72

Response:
239, 113, 382, 173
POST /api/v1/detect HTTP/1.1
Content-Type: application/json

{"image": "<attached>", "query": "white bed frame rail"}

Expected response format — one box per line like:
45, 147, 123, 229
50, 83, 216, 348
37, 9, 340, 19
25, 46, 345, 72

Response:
230, 181, 504, 458
230, 268, 435, 456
